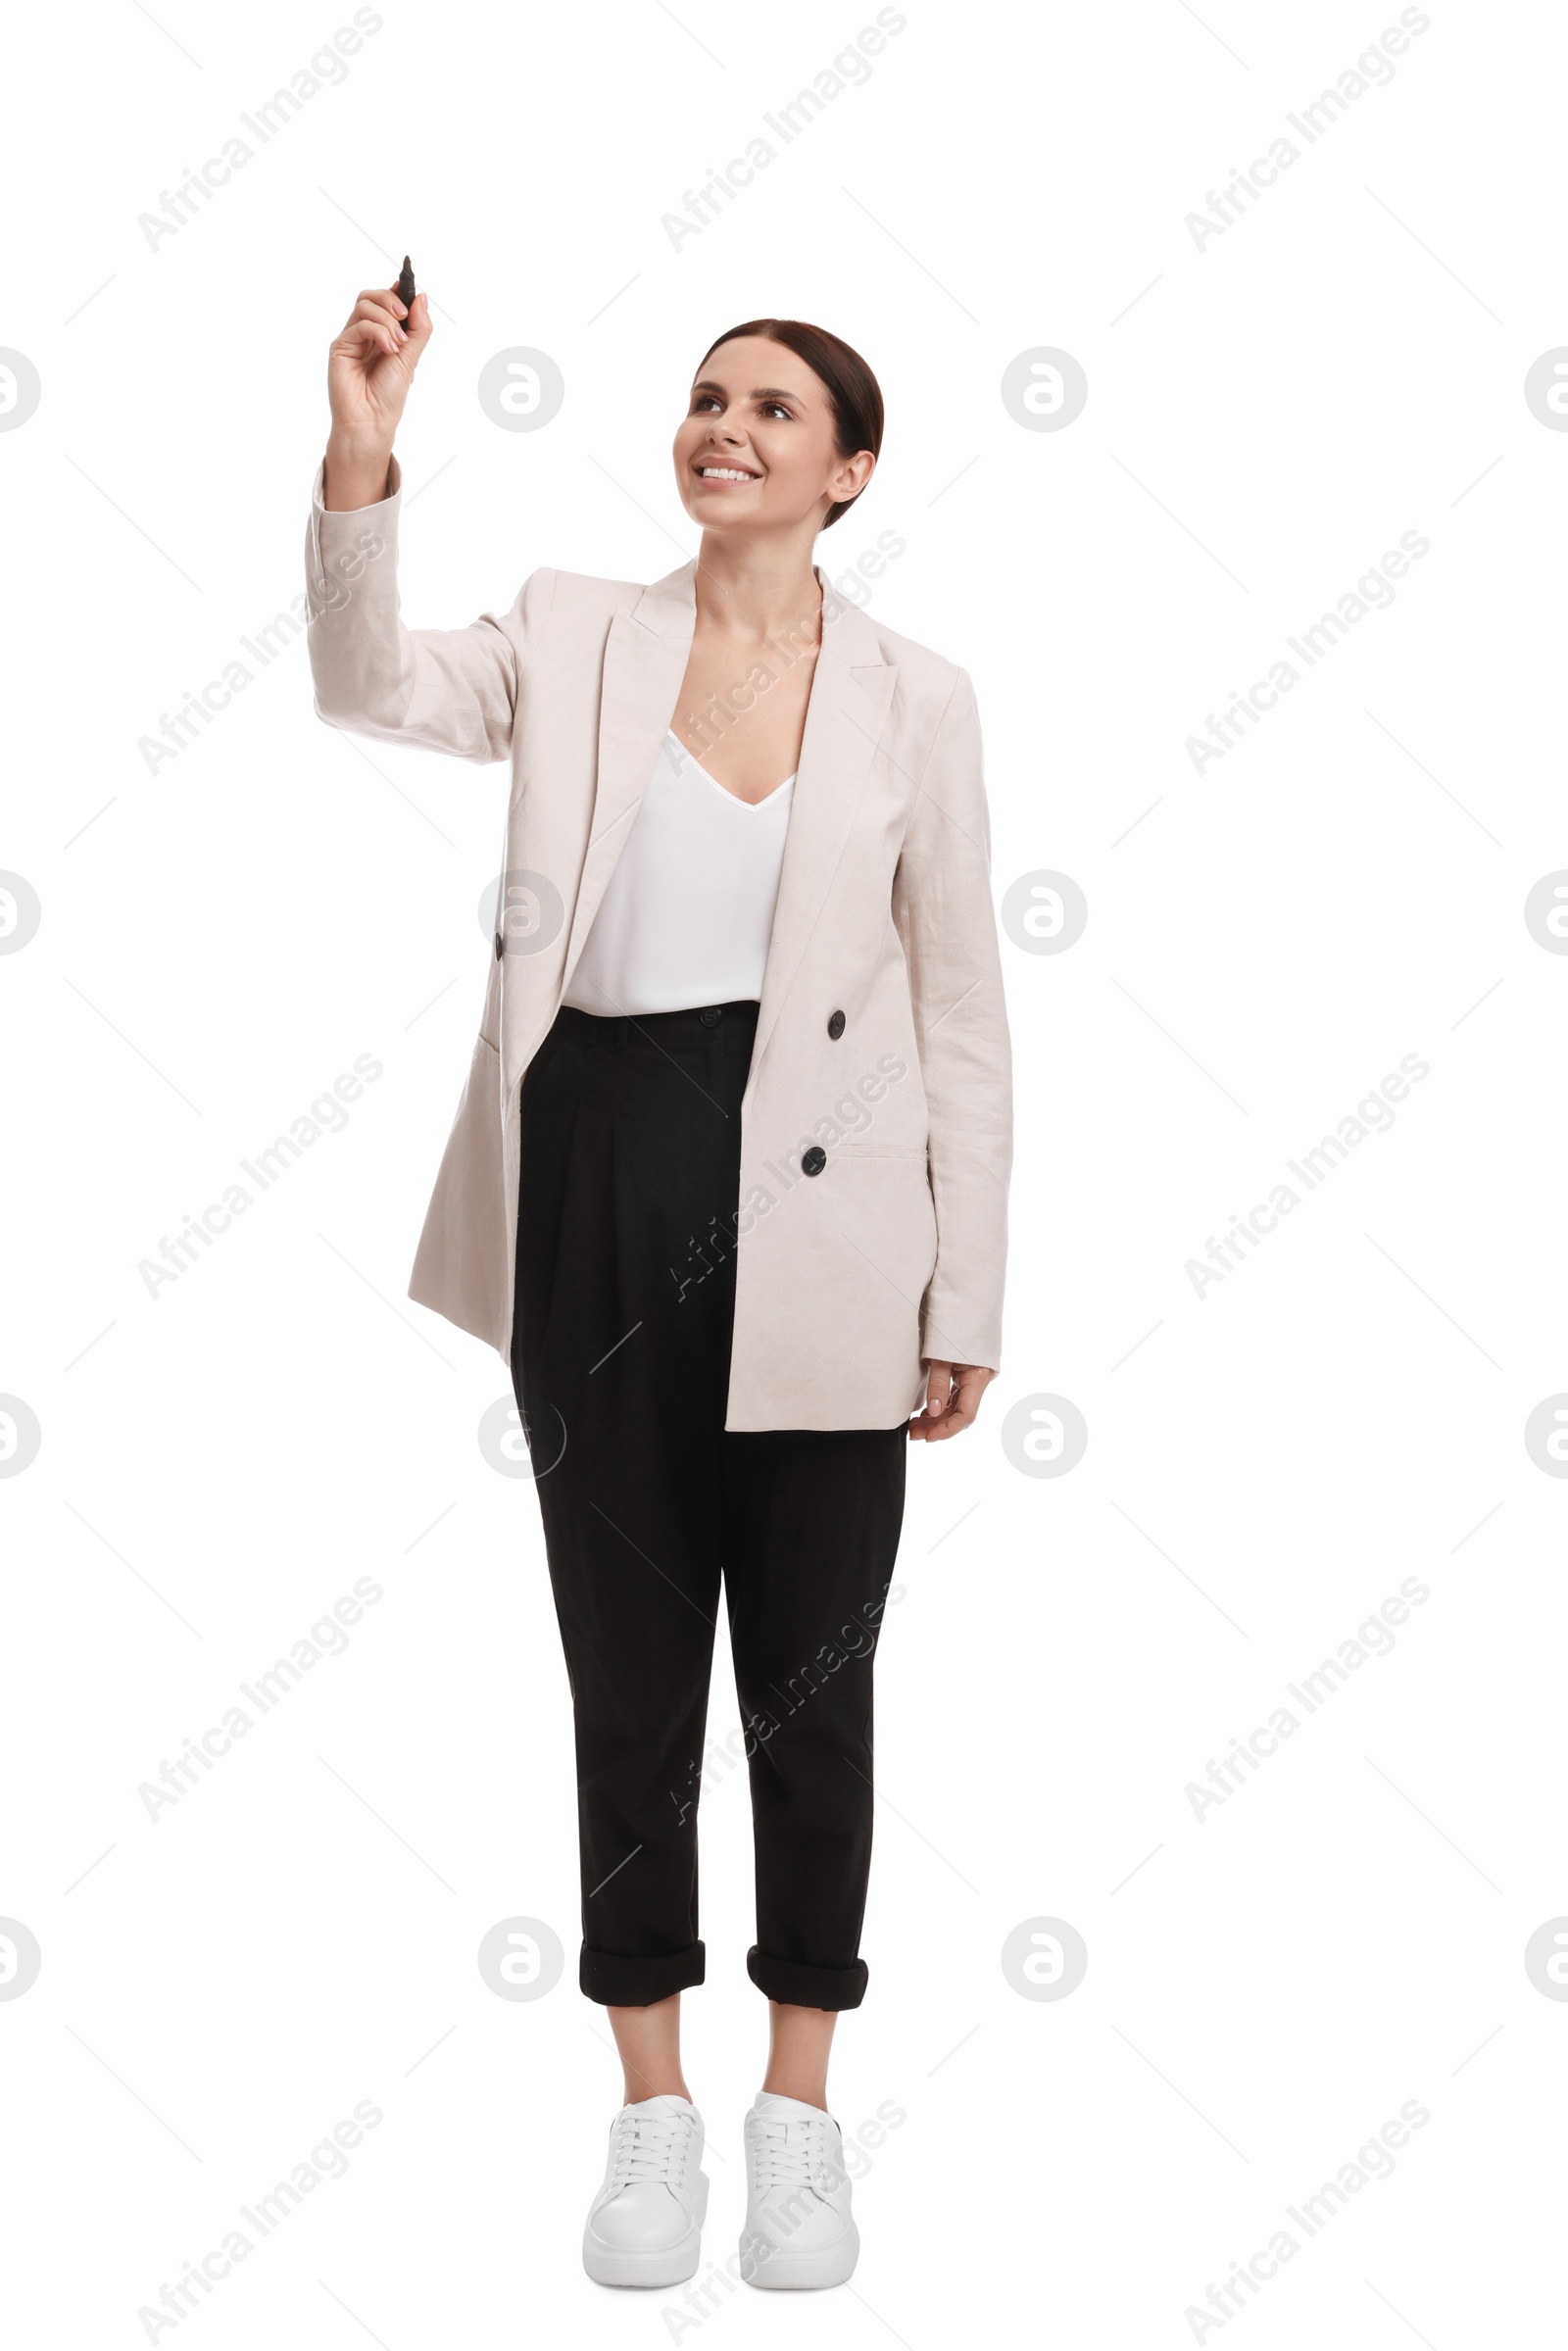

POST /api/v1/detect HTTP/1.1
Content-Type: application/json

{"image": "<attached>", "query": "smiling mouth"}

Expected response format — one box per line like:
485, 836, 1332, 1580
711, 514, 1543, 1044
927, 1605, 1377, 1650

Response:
695, 465, 761, 484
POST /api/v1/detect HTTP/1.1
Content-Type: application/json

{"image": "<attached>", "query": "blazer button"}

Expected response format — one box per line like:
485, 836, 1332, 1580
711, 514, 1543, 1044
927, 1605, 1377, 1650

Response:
802, 1146, 827, 1176
827, 1008, 846, 1039
700, 1005, 722, 1026
494, 931, 504, 961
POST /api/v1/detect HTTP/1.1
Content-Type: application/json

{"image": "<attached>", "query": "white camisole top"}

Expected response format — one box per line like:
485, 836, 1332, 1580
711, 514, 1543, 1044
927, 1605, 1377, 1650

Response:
562, 731, 797, 1017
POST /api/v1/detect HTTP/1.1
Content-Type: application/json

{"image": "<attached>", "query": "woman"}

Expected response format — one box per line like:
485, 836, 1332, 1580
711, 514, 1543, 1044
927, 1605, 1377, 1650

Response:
306, 284, 1011, 2290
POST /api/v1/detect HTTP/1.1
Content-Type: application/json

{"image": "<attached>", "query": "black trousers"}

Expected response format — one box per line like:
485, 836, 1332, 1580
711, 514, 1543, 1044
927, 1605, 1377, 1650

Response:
510, 1001, 907, 2010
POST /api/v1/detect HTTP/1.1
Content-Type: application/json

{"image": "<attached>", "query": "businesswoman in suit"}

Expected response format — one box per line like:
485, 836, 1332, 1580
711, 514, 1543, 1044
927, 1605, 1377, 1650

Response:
307, 284, 1011, 2291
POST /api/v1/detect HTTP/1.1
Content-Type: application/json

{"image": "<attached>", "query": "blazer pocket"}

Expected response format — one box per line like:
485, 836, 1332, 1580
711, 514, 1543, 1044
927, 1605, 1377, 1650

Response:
828, 1142, 939, 1292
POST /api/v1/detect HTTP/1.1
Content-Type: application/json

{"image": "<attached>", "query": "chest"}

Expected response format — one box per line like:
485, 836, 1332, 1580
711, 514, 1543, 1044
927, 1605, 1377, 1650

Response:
668, 631, 820, 805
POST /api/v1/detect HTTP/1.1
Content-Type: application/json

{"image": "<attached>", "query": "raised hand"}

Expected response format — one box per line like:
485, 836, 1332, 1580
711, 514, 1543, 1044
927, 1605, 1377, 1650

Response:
323, 278, 431, 511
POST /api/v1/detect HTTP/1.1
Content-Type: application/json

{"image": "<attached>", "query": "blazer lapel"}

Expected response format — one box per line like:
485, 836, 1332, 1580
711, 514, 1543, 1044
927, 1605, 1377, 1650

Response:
753, 580, 896, 1068
556, 559, 898, 1054
559, 560, 698, 997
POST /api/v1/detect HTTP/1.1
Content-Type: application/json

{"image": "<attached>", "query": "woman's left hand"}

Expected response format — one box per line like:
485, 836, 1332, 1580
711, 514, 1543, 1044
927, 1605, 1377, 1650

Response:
908, 1361, 995, 1441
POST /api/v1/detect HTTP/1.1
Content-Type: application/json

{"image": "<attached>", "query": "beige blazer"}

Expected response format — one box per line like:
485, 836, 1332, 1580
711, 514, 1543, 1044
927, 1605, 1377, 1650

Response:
304, 459, 1011, 1430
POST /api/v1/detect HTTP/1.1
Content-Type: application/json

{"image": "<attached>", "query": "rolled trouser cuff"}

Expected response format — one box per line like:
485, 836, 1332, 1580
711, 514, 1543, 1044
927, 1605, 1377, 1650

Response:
747, 1945, 868, 2011
581, 1941, 705, 2006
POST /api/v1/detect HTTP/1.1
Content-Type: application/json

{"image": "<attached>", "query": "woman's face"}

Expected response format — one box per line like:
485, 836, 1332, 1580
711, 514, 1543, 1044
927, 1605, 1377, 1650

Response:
672, 335, 873, 538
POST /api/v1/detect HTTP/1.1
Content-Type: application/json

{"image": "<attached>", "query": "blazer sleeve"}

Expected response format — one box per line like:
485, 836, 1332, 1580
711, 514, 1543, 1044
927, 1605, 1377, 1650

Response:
303, 454, 555, 762
891, 665, 1013, 1373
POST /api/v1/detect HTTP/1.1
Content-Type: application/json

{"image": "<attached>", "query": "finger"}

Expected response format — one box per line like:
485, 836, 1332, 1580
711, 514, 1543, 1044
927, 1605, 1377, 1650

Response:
351, 291, 405, 328
924, 1372, 987, 1442
335, 317, 403, 363
348, 292, 410, 343
908, 1369, 948, 1442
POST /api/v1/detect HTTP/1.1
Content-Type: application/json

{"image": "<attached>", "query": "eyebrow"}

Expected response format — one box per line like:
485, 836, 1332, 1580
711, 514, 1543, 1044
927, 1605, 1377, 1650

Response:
691, 380, 806, 404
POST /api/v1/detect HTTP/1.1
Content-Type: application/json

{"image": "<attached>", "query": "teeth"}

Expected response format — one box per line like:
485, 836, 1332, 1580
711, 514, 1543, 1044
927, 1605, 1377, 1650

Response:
699, 466, 758, 481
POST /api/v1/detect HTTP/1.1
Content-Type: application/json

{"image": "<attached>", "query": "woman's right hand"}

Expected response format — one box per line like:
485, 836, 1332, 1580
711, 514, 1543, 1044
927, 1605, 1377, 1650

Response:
323, 281, 431, 510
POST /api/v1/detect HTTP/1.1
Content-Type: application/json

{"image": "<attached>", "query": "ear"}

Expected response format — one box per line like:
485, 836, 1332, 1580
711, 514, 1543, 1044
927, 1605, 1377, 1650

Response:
828, 448, 875, 507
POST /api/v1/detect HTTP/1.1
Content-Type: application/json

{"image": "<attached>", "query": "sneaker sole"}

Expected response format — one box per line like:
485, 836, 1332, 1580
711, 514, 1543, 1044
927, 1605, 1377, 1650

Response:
582, 2174, 710, 2288
741, 2218, 859, 2290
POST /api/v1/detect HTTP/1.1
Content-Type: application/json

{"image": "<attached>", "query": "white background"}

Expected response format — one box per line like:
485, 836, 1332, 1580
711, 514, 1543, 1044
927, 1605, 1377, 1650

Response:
5, 0, 1565, 2342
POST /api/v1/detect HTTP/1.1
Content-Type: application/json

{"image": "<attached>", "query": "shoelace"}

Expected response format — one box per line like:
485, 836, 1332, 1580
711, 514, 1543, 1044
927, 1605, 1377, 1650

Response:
609, 2107, 695, 2190
749, 2113, 836, 2196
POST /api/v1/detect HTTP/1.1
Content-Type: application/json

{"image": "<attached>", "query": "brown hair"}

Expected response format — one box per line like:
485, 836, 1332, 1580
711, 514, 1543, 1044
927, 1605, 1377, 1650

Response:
696, 318, 883, 529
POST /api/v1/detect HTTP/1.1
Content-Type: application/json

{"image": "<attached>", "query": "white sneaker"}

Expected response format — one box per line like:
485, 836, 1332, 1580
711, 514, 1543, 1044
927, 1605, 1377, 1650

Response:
582, 2093, 710, 2287
739, 2090, 859, 2288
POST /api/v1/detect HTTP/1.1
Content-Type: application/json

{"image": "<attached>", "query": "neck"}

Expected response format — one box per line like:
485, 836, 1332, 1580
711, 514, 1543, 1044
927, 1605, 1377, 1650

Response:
693, 527, 824, 645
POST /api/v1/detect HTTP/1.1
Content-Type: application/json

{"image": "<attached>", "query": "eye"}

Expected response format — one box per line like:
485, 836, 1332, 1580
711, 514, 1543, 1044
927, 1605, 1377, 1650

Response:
692, 393, 721, 413
760, 400, 792, 419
